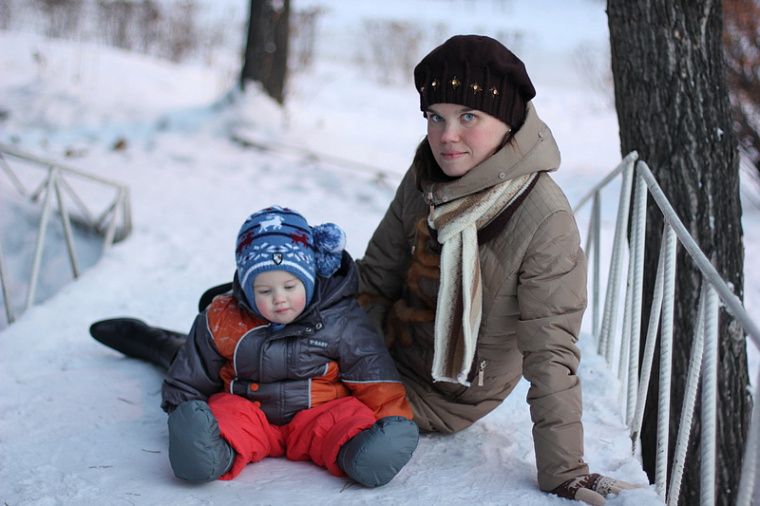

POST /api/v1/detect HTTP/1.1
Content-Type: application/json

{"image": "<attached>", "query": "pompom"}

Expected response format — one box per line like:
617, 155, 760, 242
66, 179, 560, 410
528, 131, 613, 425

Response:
312, 223, 346, 277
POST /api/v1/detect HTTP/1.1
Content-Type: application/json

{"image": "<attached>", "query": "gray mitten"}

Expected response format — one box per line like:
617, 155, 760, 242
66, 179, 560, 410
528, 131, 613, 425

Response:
552, 473, 641, 505
337, 416, 419, 488
167, 400, 234, 482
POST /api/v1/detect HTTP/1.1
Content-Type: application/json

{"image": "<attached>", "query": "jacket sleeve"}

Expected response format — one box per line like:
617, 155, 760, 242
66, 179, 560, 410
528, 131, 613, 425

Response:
160, 313, 226, 413
515, 209, 590, 492
337, 302, 413, 420
356, 167, 416, 334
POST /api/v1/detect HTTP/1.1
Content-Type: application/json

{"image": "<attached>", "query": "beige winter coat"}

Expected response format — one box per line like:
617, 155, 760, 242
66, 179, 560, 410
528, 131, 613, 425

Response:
357, 103, 589, 491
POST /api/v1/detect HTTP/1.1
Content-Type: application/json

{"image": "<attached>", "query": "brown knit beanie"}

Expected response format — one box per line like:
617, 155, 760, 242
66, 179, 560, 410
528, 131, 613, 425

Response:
414, 35, 536, 129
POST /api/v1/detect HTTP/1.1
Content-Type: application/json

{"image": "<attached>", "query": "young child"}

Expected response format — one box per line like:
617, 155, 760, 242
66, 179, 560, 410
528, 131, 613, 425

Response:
154, 206, 418, 486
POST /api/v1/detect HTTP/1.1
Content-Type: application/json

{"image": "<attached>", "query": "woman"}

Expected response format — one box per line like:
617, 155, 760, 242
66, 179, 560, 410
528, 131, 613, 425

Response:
91, 35, 638, 505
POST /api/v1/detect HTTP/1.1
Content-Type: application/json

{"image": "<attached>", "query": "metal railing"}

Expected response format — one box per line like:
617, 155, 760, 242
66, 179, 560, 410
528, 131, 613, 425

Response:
0, 142, 132, 324
573, 151, 760, 505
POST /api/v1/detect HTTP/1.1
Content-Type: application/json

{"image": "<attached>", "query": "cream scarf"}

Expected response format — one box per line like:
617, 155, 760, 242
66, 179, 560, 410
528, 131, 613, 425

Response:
428, 172, 537, 385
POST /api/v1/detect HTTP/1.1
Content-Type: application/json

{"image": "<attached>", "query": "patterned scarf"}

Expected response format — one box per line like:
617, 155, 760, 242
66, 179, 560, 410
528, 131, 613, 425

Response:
428, 172, 537, 385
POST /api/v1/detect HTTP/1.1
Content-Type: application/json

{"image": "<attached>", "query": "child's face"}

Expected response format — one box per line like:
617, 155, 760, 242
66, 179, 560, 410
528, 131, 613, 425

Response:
252, 270, 307, 324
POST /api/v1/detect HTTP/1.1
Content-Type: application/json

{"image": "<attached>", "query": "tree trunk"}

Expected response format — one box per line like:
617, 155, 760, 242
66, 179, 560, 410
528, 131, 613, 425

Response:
607, 1, 750, 505
241, 0, 290, 104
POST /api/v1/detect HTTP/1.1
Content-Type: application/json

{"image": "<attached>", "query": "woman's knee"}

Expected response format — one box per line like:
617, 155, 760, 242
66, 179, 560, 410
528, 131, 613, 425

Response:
167, 400, 233, 482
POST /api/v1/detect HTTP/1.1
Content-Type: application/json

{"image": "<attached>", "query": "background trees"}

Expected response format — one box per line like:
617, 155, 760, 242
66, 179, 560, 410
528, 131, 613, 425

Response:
241, 0, 290, 104
723, 0, 760, 183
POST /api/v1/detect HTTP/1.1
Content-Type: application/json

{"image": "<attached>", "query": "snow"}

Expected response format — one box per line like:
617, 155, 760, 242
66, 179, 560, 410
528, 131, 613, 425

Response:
1, 1, 755, 504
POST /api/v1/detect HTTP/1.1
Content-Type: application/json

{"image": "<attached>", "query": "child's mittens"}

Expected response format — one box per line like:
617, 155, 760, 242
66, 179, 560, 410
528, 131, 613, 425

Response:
337, 416, 419, 487
312, 223, 346, 277
167, 400, 234, 482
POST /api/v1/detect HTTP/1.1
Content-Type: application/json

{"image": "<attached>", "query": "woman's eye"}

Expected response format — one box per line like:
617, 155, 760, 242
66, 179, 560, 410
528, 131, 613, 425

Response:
427, 113, 443, 124
462, 112, 476, 123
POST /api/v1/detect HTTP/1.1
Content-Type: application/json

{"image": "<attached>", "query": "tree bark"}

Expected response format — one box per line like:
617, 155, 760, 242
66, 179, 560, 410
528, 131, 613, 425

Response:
607, 1, 750, 505
241, 0, 290, 104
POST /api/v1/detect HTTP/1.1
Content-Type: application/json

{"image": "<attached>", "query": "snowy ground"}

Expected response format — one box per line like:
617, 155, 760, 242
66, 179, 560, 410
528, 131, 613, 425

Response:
1, 1, 755, 504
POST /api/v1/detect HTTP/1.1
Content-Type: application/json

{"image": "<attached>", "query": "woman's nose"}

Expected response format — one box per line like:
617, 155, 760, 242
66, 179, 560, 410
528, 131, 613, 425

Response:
440, 123, 460, 143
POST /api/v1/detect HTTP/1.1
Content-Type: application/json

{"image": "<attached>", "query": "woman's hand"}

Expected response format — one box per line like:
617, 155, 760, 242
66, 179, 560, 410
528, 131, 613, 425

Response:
551, 473, 641, 505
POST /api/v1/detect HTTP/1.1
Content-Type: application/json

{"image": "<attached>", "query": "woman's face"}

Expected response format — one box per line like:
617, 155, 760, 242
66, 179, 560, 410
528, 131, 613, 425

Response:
425, 103, 511, 177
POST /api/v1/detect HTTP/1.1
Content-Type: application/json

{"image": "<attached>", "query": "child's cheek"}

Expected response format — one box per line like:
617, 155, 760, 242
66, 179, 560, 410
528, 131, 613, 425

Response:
295, 293, 307, 311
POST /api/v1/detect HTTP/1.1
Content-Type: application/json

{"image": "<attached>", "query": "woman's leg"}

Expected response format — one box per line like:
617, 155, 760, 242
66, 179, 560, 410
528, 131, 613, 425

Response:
89, 318, 186, 370
208, 392, 285, 480
89, 283, 231, 368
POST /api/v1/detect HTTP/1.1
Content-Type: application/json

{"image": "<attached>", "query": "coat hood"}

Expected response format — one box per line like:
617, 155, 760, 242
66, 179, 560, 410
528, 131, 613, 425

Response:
421, 102, 561, 205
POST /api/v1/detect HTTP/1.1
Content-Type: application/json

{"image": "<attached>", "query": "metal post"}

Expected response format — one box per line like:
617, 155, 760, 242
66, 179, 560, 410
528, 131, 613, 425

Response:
54, 170, 80, 278
631, 236, 667, 452
667, 285, 706, 505
599, 157, 635, 362
618, 260, 634, 383
627, 172, 647, 424
700, 286, 719, 505
655, 224, 678, 498
0, 152, 28, 195
59, 175, 96, 226
26, 169, 56, 309
122, 187, 132, 237
592, 192, 601, 339
584, 197, 594, 259
102, 189, 123, 249
0, 239, 14, 324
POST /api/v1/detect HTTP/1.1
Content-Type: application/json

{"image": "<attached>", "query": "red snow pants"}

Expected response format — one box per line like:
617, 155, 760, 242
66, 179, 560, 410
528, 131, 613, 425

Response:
207, 392, 376, 480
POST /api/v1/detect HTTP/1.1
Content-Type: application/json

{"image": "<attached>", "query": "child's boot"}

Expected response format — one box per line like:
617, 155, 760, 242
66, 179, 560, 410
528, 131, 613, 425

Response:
167, 400, 234, 482
337, 416, 419, 487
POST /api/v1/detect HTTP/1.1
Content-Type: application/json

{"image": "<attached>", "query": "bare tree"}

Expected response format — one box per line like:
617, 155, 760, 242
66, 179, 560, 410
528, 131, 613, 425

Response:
607, 1, 750, 505
241, 0, 290, 104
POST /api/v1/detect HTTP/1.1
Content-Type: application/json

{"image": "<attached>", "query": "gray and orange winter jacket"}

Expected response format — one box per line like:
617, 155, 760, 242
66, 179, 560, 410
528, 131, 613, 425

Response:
161, 251, 412, 425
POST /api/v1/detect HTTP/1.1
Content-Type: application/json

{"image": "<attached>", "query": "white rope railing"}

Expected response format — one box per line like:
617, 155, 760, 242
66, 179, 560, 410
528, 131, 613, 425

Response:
655, 223, 677, 499
0, 142, 132, 324
573, 151, 760, 506
667, 285, 706, 504
0, 239, 12, 323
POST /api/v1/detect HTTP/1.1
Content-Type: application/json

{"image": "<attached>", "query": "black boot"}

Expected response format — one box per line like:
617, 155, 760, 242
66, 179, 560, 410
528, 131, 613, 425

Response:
89, 318, 187, 370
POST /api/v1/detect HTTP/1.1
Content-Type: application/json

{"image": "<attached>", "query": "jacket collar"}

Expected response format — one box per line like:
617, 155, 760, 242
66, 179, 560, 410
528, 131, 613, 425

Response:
422, 102, 561, 206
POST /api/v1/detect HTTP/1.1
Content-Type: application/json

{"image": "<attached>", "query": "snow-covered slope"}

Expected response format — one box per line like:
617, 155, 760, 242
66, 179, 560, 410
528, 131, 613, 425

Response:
5, 0, 747, 503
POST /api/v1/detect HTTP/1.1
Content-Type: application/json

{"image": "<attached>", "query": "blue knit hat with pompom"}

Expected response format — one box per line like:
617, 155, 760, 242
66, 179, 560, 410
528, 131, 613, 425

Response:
235, 206, 345, 314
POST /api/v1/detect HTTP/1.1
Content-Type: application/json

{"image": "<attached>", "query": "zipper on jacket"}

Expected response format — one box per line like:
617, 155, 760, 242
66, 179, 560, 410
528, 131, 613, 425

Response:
477, 360, 487, 387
